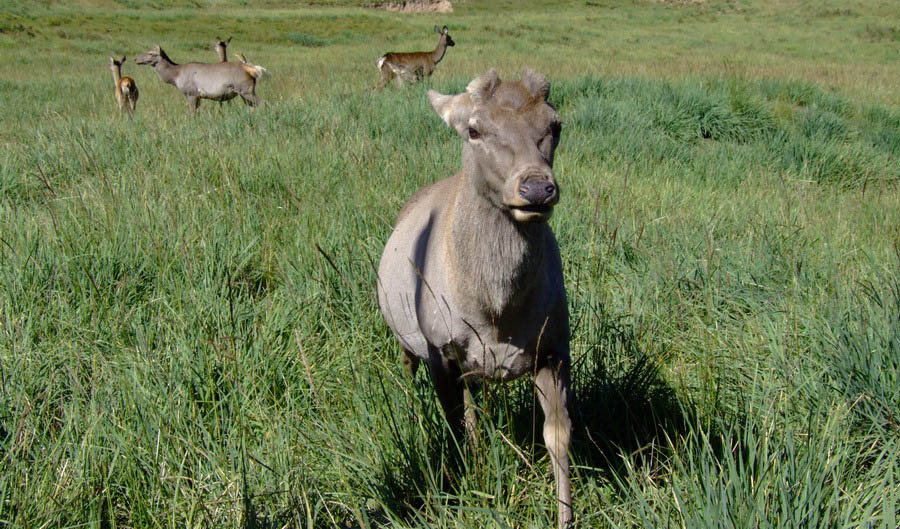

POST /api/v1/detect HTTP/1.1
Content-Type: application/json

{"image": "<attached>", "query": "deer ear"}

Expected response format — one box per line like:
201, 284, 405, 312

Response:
429, 90, 472, 135
522, 69, 550, 101
466, 69, 500, 105
442, 26, 449, 34
226, 36, 232, 43
434, 25, 440, 33
121, 55, 127, 63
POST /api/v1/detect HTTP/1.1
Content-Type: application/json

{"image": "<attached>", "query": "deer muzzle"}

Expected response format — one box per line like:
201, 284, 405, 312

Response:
507, 171, 559, 223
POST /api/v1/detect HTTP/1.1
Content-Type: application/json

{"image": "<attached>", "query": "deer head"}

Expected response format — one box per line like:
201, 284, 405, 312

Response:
434, 25, 455, 47
428, 69, 561, 223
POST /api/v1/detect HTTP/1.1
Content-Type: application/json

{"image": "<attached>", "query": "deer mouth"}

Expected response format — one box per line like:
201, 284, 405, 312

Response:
509, 203, 554, 222
515, 203, 552, 214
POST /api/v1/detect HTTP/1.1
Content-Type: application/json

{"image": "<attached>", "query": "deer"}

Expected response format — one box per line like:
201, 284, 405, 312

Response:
108, 55, 138, 115
134, 45, 269, 112
376, 69, 572, 529
213, 37, 253, 65
376, 25, 454, 89
213, 36, 232, 62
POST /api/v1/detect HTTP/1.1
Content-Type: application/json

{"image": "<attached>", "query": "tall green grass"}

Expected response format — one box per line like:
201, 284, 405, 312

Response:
1, 1, 899, 527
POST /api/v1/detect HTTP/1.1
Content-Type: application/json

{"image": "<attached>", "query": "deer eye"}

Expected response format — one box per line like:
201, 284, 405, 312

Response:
467, 127, 481, 140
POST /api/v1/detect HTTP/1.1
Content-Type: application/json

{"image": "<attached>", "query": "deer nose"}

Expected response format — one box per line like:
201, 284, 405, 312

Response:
518, 179, 557, 204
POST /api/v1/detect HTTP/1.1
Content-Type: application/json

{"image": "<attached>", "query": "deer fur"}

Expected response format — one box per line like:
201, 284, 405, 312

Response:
376, 25, 454, 88
134, 45, 269, 112
213, 36, 232, 62
376, 69, 572, 528
108, 55, 138, 115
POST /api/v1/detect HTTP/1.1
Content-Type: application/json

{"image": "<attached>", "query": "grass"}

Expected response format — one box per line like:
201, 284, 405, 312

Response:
1, 0, 899, 527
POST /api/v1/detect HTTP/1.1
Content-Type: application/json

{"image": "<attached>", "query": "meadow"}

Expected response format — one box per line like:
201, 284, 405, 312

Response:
1, 0, 899, 527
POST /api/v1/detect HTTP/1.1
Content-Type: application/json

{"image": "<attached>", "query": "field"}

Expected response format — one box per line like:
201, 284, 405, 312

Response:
1, 0, 899, 527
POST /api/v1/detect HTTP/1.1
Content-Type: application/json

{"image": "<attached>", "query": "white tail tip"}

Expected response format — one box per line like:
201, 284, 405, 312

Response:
243, 63, 271, 80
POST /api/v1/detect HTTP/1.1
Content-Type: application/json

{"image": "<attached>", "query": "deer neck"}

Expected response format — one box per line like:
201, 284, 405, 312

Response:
447, 169, 547, 318
430, 36, 449, 65
110, 66, 122, 86
154, 55, 179, 85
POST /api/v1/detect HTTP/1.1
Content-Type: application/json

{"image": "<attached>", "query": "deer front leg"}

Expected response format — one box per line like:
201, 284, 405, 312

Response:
535, 356, 573, 529
463, 382, 477, 443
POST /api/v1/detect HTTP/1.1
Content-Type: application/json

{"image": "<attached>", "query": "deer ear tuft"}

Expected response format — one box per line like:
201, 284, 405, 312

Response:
429, 90, 471, 135
522, 69, 550, 101
428, 90, 455, 125
466, 69, 501, 105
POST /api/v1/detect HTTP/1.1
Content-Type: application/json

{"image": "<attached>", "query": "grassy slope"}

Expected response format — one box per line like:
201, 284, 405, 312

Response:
1, 0, 898, 527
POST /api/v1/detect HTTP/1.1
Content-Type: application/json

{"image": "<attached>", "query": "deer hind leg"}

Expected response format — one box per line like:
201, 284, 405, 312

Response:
426, 348, 465, 434
376, 65, 392, 89
238, 84, 263, 108
402, 350, 420, 376
240, 93, 262, 107
535, 356, 574, 529
186, 95, 200, 112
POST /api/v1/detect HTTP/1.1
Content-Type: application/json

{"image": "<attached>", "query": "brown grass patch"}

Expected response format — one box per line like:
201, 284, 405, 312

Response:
367, 1, 453, 14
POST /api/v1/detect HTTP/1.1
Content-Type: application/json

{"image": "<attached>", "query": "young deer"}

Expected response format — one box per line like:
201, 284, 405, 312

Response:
108, 55, 138, 115
213, 36, 232, 62
135, 45, 268, 112
377, 70, 572, 528
376, 25, 454, 88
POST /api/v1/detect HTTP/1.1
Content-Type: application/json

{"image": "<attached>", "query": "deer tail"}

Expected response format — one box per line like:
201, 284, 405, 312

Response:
242, 63, 271, 81
120, 79, 136, 96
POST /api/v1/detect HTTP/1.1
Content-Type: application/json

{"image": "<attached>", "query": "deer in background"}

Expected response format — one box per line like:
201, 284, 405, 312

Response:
215, 39, 252, 66
376, 25, 454, 88
377, 69, 572, 528
135, 45, 269, 112
213, 36, 232, 62
108, 55, 138, 115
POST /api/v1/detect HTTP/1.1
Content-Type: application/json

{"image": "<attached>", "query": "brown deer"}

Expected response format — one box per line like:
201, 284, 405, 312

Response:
135, 45, 269, 112
377, 69, 572, 528
376, 25, 454, 88
213, 36, 232, 62
108, 55, 138, 115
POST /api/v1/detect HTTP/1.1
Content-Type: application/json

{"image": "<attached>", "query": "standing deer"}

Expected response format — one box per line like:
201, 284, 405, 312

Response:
376, 25, 454, 88
377, 69, 572, 528
108, 55, 138, 115
213, 36, 232, 62
134, 45, 269, 112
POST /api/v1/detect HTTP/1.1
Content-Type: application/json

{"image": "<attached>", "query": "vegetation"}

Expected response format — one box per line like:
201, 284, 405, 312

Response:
1, 0, 898, 527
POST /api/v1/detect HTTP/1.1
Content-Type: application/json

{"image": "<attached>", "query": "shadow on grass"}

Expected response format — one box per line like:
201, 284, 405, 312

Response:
358, 302, 693, 526
506, 300, 691, 476
570, 314, 689, 472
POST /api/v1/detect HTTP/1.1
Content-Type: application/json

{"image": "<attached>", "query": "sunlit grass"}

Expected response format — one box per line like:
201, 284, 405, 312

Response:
1, 1, 899, 527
